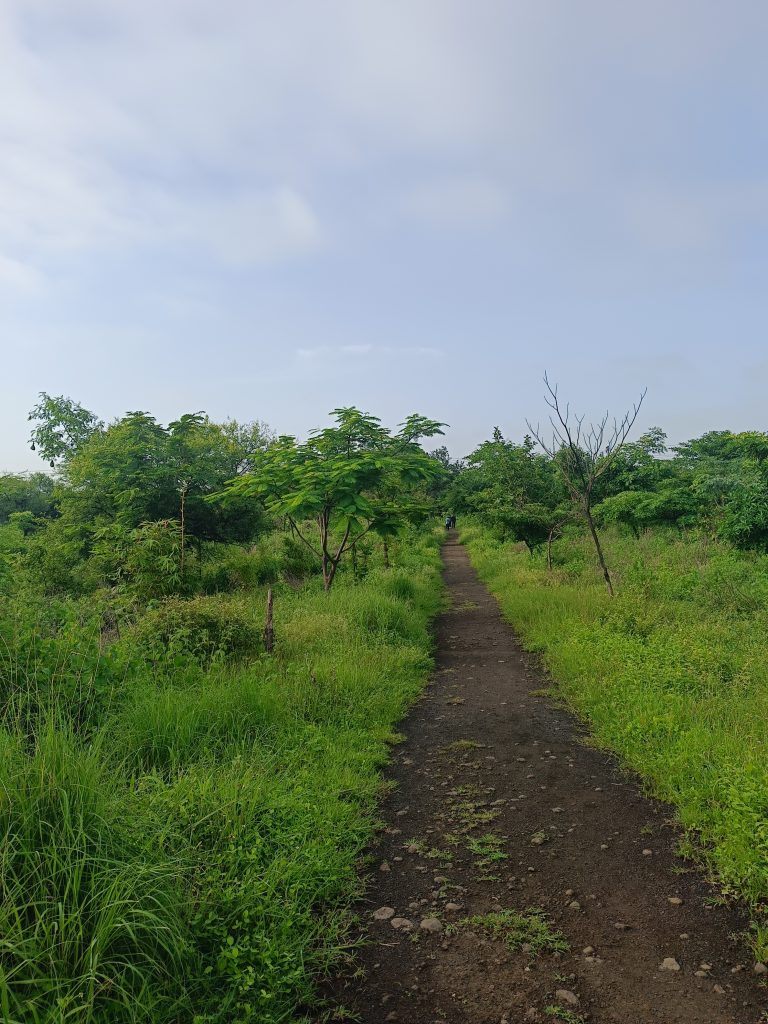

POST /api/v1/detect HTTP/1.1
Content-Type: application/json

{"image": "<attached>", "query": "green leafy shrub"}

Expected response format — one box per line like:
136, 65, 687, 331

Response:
130, 594, 261, 664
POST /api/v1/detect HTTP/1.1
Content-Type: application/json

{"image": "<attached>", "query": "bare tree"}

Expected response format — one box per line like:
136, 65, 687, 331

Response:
527, 375, 646, 596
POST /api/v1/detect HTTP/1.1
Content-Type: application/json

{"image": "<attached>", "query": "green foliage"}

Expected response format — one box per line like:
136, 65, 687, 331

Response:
0, 473, 56, 524
129, 594, 261, 665
455, 431, 569, 551
92, 520, 186, 600
0, 527, 442, 1022
464, 525, 768, 946
0, 728, 190, 1023
218, 407, 445, 589
200, 534, 320, 594
457, 908, 568, 955
28, 393, 102, 464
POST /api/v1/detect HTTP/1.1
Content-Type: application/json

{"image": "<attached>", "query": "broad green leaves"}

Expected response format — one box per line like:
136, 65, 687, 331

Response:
216, 407, 445, 589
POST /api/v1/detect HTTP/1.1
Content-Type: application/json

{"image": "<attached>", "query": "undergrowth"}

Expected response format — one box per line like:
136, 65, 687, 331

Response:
0, 529, 443, 1023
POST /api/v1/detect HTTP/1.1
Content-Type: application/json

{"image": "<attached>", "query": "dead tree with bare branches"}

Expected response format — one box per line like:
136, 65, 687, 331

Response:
527, 375, 646, 596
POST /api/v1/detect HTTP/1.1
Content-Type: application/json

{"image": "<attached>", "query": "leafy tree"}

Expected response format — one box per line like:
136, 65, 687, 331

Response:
216, 407, 445, 590
28, 393, 102, 465
0, 473, 56, 524
594, 487, 696, 537
457, 430, 565, 552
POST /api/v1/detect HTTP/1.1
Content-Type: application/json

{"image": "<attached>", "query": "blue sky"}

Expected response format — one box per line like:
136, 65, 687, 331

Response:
3, 0, 768, 471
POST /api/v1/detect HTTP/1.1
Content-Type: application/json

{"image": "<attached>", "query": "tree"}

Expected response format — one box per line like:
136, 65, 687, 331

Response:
28, 394, 102, 465
458, 430, 565, 552
0, 473, 56, 524
527, 375, 646, 596
216, 407, 445, 591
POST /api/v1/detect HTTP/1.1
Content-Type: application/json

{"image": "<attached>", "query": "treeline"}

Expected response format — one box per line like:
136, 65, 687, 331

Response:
1, 395, 446, 601
451, 422, 768, 562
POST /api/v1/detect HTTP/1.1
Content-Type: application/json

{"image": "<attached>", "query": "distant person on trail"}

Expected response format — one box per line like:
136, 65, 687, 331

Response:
445, 515, 452, 529
450, 514, 456, 528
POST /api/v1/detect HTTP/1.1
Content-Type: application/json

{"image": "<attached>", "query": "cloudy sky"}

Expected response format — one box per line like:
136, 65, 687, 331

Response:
2, 0, 768, 470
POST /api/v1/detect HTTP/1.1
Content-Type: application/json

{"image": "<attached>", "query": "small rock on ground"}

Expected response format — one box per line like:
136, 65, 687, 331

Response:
390, 918, 414, 931
554, 989, 579, 1007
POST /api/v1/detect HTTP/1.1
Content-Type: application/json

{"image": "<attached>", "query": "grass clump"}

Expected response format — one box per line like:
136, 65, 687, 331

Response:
458, 909, 568, 956
544, 1007, 585, 1023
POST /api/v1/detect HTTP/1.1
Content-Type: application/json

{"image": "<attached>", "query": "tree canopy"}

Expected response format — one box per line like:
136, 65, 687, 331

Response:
217, 407, 446, 589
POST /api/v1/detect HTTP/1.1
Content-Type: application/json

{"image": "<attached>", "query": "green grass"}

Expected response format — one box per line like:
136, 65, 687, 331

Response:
463, 524, 768, 949
544, 1007, 585, 1024
0, 530, 444, 1023
456, 909, 568, 956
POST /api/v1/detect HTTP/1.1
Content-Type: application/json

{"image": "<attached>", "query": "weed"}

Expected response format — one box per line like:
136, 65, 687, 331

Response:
544, 1007, 586, 1023
458, 909, 568, 956
443, 739, 484, 753
466, 833, 509, 868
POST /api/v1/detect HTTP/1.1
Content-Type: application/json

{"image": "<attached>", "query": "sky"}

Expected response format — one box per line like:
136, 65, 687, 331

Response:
2, 0, 768, 471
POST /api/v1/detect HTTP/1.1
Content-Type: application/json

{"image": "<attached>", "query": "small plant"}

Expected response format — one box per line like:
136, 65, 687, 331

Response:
459, 909, 568, 956
544, 1007, 585, 1024
466, 833, 509, 868
750, 922, 768, 963
443, 739, 484, 753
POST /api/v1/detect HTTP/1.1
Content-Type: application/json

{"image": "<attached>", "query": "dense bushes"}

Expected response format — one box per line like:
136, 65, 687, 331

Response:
463, 525, 768, 955
130, 593, 262, 665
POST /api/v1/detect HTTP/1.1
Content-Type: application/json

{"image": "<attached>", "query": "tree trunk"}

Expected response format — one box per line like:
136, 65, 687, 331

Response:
547, 527, 555, 571
263, 588, 274, 652
584, 502, 614, 596
351, 543, 358, 580
382, 540, 390, 569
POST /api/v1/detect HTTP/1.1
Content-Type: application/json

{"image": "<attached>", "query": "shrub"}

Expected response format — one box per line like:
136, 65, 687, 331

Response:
130, 594, 261, 664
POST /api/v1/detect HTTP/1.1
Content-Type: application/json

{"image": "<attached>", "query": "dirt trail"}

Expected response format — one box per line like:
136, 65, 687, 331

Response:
324, 534, 767, 1024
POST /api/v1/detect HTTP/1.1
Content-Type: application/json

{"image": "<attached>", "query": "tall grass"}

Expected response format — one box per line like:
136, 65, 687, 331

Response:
0, 530, 444, 1022
462, 524, 768, 955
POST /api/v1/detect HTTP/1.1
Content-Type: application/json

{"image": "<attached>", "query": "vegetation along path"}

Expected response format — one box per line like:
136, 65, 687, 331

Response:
326, 533, 767, 1024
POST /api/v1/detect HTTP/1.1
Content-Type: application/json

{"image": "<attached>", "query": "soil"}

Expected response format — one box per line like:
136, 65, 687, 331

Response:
322, 533, 768, 1024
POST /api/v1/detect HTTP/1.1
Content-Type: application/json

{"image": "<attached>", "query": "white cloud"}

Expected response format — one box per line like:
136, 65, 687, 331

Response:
2, 0, 768, 289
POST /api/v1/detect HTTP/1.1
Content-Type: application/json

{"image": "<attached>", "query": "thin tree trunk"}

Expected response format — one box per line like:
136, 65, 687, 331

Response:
179, 486, 187, 583
547, 527, 555, 571
351, 543, 358, 579
263, 588, 274, 652
382, 540, 390, 569
584, 502, 614, 596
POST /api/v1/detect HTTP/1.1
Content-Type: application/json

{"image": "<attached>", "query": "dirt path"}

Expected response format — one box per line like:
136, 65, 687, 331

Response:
324, 534, 767, 1024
